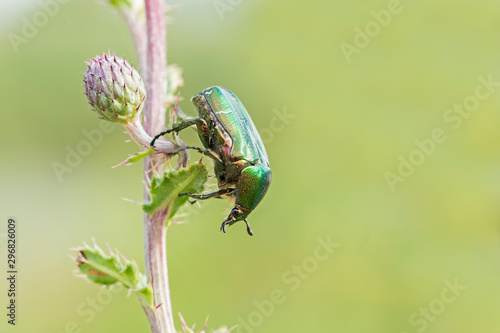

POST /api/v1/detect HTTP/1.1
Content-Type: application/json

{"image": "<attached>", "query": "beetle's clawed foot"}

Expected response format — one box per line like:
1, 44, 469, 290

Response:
219, 219, 253, 236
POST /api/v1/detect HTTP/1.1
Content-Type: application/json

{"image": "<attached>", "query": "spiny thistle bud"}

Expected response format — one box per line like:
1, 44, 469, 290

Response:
84, 53, 146, 124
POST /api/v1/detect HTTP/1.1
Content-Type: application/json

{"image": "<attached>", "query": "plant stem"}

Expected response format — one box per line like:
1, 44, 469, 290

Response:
141, 210, 175, 333
125, 117, 178, 154
142, 0, 176, 332
144, 0, 167, 135
122, 8, 147, 76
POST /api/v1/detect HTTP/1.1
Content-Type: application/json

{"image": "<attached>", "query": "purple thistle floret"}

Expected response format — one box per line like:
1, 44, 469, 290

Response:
84, 53, 146, 123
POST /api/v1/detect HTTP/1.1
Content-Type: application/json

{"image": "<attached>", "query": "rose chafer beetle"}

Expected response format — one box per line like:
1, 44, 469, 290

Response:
151, 86, 272, 235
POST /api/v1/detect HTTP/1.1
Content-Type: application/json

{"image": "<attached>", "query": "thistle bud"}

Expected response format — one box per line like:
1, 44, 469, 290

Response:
84, 53, 146, 124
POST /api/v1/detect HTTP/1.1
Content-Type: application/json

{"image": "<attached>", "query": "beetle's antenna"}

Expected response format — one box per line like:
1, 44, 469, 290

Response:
244, 219, 254, 236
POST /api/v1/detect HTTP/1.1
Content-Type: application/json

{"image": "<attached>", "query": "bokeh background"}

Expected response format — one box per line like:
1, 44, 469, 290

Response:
2, 0, 500, 332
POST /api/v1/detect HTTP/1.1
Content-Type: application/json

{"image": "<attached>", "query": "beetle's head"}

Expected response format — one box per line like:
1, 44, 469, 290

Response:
220, 164, 272, 236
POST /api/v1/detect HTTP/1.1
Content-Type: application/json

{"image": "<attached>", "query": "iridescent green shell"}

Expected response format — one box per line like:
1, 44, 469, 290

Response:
192, 86, 270, 168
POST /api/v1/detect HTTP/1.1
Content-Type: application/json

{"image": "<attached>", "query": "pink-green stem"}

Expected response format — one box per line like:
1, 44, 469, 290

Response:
122, 9, 147, 76
141, 0, 176, 332
144, 0, 167, 135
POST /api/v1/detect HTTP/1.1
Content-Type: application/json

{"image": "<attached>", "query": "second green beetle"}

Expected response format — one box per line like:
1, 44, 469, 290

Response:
152, 86, 271, 235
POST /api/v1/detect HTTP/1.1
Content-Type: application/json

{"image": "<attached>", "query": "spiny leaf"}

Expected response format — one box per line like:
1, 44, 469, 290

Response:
113, 148, 155, 168
74, 242, 153, 306
143, 163, 208, 220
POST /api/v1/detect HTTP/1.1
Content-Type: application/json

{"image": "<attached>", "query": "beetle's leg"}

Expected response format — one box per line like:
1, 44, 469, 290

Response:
179, 188, 235, 200
150, 118, 202, 147
230, 157, 258, 166
172, 145, 223, 163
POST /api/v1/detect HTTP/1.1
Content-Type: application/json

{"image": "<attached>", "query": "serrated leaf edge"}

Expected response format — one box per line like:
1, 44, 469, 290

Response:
143, 164, 207, 215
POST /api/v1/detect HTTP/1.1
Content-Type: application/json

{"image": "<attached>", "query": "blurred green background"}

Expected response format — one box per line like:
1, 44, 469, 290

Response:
2, 0, 500, 332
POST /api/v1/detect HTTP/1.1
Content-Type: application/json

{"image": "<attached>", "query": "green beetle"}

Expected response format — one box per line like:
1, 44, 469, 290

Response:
151, 86, 271, 235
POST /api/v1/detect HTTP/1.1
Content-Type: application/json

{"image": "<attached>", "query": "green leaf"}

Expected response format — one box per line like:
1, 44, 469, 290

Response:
143, 163, 208, 220
74, 241, 153, 306
113, 148, 155, 168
